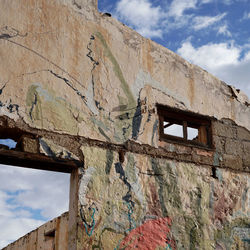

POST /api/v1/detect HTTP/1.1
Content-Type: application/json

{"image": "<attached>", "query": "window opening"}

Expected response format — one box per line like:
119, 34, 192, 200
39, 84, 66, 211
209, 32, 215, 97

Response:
187, 127, 199, 141
164, 122, 183, 138
158, 105, 212, 148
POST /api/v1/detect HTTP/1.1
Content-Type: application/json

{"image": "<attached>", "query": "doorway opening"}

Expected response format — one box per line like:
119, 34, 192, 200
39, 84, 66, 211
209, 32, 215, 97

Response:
0, 164, 70, 248
0, 131, 80, 249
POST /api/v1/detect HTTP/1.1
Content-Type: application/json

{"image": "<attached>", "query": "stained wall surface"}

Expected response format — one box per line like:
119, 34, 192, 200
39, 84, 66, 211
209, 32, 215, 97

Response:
78, 146, 249, 249
0, 0, 249, 249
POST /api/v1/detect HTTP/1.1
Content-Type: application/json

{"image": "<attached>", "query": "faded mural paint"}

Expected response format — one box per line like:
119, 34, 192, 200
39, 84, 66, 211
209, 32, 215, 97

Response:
0, 0, 249, 143
78, 146, 249, 249
0, 0, 249, 249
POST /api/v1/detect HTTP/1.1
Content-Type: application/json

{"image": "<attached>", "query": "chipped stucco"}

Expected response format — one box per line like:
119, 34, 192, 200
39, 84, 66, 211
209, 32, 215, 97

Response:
0, 0, 249, 249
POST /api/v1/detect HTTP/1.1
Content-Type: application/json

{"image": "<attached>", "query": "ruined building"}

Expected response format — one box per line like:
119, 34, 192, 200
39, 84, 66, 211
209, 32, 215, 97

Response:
0, 0, 249, 249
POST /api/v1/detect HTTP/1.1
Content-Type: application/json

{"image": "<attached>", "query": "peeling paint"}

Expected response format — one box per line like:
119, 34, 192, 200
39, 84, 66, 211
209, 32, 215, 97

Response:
1, 1, 249, 249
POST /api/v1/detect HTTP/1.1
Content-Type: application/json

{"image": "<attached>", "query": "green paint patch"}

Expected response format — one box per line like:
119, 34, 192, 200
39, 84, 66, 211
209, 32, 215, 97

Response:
214, 218, 250, 248
151, 159, 182, 217
92, 227, 124, 250
125, 154, 137, 183
95, 32, 136, 108
90, 32, 140, 142
105, 150, 114, 174
26, 84, 43, 124
26, 83, 79, 133
184, 216, 202, 250
98, 127, 111, 142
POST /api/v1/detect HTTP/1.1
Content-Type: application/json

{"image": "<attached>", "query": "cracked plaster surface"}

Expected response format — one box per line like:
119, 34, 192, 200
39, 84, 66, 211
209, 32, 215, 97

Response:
1, 1, 249, 250
0, 0, 249, 141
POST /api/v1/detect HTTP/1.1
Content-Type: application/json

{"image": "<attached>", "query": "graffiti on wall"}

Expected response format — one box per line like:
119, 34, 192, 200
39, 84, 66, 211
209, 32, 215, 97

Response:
79, 147, 249, 249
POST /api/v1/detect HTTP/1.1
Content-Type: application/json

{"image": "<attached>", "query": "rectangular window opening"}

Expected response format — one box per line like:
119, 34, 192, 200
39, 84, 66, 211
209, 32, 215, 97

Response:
158, 105, 212, 148
164, 122, 183, 138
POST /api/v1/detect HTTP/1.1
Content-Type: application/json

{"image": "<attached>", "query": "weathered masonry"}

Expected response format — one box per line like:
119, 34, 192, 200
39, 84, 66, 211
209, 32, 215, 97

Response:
0, 0, 249, 249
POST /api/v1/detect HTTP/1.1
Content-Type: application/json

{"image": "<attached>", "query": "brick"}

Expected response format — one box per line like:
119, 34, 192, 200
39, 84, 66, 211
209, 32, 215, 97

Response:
243, 154, 250, 169
243, 164, 250, 172
192, 152, 213, 165
242, 142, 250, 169
223, 154, 243, 171
237, 127, 250, 141
243, 141, 250, 153
21, 136, 38, 154
213, 121, 236, 138
176, 154, 193, 162
174, 144, 192, 154
221, 118, 236, 126
225, 139, 242, 156
213, 135, 225, 153
158, 140, 192, 154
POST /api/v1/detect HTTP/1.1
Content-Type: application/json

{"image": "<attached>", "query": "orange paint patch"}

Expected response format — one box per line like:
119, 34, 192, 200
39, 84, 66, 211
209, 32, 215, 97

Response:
120, 217, 175, 250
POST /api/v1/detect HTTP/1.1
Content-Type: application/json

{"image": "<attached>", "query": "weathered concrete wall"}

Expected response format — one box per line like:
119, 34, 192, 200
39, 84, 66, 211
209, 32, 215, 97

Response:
0, 0, 249, 249
3, 212, 68, 250
0, 0, 249, 145
78, 146, 249, 249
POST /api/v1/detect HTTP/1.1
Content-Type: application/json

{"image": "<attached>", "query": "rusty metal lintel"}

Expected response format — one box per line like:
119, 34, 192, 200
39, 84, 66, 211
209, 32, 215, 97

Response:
0, 149, 82, 173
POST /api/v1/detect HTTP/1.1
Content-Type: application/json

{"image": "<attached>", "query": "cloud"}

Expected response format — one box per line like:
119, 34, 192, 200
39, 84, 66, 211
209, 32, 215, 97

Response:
136, 27, 163, 38
192, 13, 227, 30
243, 12, 250, 20
0, 189, 45, 248
115, 0, 164, 38
217, 24, 232, 37
0, 165, 70, 248
0, 217, 45, 248
200, 0, 213, 3
177, 41, 240, 69
114, 0, 230, 38
177, 41, 250, 97
168, 0, 197, 17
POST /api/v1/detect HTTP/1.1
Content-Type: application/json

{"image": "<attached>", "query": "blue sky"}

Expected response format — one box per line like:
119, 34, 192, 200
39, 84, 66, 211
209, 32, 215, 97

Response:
1, 0, 250, 248
99, 0, 250, 98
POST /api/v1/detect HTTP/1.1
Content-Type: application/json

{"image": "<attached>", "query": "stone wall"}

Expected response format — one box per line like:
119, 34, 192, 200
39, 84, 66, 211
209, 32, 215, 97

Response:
0, 0, 249, 249
0, 0, 249, 145
213, 119, 250, 172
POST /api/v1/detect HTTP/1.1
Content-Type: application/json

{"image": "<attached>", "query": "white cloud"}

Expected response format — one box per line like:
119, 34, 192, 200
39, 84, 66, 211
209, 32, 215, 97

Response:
136, 27, 163, 38
217, 24, 232, 37
162, 14, 193, 32
115, 0, 164, 38
114, 0, 230, 37
0, 189, 44, 248
177, 41, 250, 97
168, 0, 197, 17
243, 12, 250, 20
177, 41, 240, 69
0, 164, 70, 248
192, 13, 227, 30
200, 0, 213, 3
0, 217, 45, 248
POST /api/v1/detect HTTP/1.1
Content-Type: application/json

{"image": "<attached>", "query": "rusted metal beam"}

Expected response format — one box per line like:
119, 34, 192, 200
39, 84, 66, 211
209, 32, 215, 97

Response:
0, 149, 82, 173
